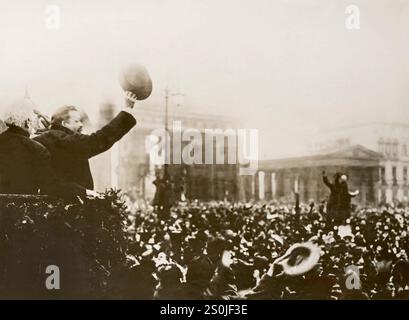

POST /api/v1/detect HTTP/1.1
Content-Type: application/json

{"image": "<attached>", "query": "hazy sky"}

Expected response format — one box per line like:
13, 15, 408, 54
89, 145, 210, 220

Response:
1, 0, 409, 158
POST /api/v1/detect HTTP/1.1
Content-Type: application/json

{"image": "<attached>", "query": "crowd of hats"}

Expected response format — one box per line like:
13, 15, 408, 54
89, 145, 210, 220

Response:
1, 191, 409, 299
119, 199, 409, 300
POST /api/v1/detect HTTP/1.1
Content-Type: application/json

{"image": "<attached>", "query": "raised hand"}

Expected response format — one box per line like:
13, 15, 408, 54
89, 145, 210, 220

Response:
124, 91, 139, 109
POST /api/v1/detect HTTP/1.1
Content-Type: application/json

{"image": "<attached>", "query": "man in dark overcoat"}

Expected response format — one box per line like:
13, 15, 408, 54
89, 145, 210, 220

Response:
33, 93, 138, 193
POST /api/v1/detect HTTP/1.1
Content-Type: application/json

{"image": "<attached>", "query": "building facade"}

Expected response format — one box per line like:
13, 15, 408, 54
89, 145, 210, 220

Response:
309, 122, 409, 203
251, 145, 382, 205
91, 102, 242, 202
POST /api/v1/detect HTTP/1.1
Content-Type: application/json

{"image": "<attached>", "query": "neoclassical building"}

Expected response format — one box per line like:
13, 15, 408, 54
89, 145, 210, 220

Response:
250, 145, 382, 205
308, 122, 409, 203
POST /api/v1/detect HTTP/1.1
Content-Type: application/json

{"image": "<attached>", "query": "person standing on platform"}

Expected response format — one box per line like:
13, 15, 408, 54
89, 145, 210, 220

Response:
322, 171, 359, 223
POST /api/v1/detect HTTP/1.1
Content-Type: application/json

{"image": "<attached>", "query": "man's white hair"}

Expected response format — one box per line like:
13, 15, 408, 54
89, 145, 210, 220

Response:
1, 98, 35, 129
340, 174, 348, 182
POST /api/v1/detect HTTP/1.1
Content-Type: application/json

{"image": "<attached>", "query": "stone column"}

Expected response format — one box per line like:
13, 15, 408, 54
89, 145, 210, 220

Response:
253, 173, 258, 201
299, 170, 306, 203
384, 161, 393, 203
210, 163, 215, 199
283, 169, 292, 201
258, 171, 265, 200
264, 171, 272, 200
309, 167, 318, 201
271, 172, 277, 200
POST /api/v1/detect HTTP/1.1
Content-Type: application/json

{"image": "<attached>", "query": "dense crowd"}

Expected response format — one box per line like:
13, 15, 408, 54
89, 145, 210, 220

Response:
118, 199, 409, 300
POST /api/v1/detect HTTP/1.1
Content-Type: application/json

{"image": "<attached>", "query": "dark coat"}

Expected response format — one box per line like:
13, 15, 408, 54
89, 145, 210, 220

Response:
338, 182, 353, 218
205, 262, 238, 299
33, 111, 136, 190
185, 254, 216, 299
0, 126, 83, 198
323, 175, 354, 222
323, 175, 341, 218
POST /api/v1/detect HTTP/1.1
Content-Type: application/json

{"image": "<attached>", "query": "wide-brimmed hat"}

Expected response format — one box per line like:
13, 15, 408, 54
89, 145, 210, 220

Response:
275, 242, 321, 276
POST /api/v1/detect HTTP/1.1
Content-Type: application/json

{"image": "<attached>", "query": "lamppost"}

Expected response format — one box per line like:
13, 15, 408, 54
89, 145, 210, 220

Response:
154, 87, 184, 216
164, 87, 184, 178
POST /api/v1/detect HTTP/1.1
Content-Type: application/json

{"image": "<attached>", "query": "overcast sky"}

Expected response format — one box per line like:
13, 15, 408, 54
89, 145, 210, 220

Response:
1, 0, 409, 158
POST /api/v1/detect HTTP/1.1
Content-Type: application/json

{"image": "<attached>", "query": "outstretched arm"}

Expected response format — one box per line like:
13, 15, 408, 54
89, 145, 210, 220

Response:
37, 92, 139, 159
322, 171, 332, 189
59, 111, 136, 158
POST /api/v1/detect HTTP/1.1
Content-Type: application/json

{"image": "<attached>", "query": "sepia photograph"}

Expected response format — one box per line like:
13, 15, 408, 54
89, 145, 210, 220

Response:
1, 0, 409, 305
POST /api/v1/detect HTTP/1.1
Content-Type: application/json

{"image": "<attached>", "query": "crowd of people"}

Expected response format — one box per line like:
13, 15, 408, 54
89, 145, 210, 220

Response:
2, 95, 409, 300
117, 198, 409, 300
